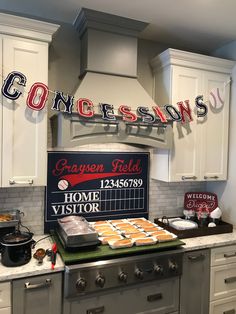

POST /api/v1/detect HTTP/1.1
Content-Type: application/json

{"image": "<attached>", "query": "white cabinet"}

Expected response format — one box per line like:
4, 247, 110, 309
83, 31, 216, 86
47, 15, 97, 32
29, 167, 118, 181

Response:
210, 245, 236, 314
0, 13, 59, 187
0, 282, 11, 314
150, 49, 234, 182
12, 272, 62, 314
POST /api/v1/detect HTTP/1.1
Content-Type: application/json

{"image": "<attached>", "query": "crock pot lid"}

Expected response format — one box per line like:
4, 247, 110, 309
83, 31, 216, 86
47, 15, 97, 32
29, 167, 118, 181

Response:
2, 231, 32, 243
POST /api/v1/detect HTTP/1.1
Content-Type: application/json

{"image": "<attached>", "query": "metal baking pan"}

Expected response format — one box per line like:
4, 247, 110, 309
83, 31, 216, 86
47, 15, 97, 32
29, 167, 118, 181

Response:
0, 209, 20, 228
56, 229, 100, 252
57, 219, 99, 247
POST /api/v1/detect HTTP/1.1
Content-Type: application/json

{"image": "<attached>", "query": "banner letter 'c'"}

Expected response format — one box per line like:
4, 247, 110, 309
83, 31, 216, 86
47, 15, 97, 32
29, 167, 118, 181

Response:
1, 71, 27, 100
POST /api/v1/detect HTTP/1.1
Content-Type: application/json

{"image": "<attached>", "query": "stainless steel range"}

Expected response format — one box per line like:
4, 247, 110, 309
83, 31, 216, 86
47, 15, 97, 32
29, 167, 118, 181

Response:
63, 249, 183, 314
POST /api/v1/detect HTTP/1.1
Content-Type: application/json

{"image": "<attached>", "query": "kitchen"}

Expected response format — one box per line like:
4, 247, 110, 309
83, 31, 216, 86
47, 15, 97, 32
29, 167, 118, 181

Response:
0, 1, 236, 314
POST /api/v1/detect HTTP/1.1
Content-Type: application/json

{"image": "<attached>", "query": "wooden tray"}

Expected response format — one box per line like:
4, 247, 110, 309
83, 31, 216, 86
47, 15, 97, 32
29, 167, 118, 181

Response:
154, 217, 233, 239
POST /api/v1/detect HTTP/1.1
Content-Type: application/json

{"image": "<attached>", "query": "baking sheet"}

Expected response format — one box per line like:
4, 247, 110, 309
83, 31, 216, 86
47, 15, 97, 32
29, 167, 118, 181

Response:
52, 232, 185, 264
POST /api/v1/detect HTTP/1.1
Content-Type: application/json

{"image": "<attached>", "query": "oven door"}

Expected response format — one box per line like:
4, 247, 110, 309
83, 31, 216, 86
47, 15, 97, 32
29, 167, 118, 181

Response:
63, 277, 179, 314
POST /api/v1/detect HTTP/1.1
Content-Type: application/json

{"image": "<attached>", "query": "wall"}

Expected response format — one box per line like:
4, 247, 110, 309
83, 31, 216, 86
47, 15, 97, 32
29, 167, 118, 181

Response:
207, 43, 236, 225
0, 23, 206, 235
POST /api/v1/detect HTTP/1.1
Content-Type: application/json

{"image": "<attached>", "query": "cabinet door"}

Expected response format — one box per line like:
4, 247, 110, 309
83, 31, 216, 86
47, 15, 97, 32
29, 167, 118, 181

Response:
180, 249, 210, 314
0, 282, 11, 308
170, 66, 202, 182
12, 273, 62, 314
1, 36, 48, 187
201, 72, 230, 181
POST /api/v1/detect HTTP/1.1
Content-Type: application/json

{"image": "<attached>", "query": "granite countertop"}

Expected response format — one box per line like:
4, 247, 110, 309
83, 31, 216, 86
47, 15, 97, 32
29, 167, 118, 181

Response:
0, 235, 64, 282
1, 230, 236, 282
182, 228, 236, 251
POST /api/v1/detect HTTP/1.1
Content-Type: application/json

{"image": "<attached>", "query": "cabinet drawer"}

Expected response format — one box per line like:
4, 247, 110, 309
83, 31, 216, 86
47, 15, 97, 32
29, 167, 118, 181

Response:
211, 263, 236, 301
68, 278, 179, 314
210, 295, 236, 314
211, 245, 236, 266
0, 282, 11, 308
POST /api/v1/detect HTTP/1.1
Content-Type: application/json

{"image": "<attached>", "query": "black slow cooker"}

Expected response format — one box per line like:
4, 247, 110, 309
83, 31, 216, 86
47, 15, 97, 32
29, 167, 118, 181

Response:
0, 231, 35, 267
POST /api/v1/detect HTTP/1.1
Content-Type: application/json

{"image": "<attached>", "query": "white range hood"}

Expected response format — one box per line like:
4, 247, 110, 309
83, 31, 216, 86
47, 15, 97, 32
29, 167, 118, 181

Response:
51, 8, 173, 149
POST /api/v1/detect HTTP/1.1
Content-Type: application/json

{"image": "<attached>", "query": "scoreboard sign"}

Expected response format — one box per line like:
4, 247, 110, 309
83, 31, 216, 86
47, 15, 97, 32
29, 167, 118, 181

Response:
45, 151, 149, 232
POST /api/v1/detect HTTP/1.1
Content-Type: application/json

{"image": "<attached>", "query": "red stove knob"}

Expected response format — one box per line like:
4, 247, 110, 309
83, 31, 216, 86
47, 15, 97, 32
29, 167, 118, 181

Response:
169, 261, 178, 272
95, 275, 106, 288
135, 268, 144, 280
154, 265, 164, 275
76, 278, 87, 292
118, 271, 128, 283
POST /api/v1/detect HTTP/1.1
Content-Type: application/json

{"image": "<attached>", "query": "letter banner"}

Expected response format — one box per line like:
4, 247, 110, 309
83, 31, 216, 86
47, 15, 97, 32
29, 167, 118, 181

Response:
45, 151, 149, 232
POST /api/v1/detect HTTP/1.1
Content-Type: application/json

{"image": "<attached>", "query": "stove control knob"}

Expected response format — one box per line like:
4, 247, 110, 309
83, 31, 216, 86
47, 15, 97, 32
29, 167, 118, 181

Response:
95, 275, 106, 288
135, 268, 144, 280
118, 271, 128, 283
154, 265, 164, 275
76, 278, 87, 292
169, 261, 178, 272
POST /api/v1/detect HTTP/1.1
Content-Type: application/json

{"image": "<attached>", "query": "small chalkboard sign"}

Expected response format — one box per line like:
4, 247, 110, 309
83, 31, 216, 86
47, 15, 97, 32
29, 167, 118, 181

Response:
45, 151, 149, 232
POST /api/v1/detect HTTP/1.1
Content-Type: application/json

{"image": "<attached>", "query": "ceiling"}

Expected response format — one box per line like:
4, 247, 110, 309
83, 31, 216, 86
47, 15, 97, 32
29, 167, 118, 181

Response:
0, 0, 236, 53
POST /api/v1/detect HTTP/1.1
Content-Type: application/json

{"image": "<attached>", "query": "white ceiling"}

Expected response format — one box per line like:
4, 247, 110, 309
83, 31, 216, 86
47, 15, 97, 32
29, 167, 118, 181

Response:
1, 0, 236, 53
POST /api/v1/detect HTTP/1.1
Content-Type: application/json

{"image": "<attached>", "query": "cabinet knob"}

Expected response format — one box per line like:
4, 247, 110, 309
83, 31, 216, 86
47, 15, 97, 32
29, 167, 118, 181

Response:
181, 176, 197, 180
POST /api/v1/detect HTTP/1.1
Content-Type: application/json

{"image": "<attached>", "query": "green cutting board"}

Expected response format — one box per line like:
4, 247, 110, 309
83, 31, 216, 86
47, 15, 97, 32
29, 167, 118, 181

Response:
53, 234, 185, 265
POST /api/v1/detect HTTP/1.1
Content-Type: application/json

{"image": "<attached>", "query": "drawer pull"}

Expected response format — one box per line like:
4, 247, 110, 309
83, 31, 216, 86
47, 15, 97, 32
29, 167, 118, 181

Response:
224, 252, 236, 258
181, 176, 197, 180
147, 293, 162, 302
87, 306, 105, 314
188, 254, 205, 261
224, 277, 236, 284
204, 176, 219, 179
223, 310, 235, 314
24, 279, 51, 290
9, 179, 33, 185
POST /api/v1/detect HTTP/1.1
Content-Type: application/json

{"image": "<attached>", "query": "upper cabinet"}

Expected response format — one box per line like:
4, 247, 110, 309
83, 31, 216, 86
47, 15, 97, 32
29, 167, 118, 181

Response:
150, 49, 234, 182
0, 13, 59, 187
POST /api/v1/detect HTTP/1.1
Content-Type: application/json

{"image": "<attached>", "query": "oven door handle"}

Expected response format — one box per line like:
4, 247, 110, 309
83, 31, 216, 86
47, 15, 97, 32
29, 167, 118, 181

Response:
147, 293, 163, 302
87, 306, 105, 314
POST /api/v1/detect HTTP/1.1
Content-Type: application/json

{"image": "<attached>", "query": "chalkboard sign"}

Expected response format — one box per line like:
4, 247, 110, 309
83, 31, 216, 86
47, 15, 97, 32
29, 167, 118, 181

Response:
45, 152, 149, 232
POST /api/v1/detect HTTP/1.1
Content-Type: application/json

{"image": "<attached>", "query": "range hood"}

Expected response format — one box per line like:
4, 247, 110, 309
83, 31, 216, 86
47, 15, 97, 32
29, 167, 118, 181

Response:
51, 8, 173, 149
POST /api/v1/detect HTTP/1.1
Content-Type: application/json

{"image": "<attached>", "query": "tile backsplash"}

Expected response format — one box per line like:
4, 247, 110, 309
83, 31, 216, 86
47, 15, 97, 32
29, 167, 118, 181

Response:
0, 144, 206, 235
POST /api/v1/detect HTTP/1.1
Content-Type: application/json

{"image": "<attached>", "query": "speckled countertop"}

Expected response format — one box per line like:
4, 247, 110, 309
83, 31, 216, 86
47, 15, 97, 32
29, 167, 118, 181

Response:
181, 228, 236, 251
0, 235, 64, 282
1, 230, 236, 282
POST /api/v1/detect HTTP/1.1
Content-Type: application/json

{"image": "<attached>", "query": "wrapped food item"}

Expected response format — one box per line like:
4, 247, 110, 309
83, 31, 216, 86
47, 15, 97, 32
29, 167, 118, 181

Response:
135, 237, 157, 246
108, 238, 133, 249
